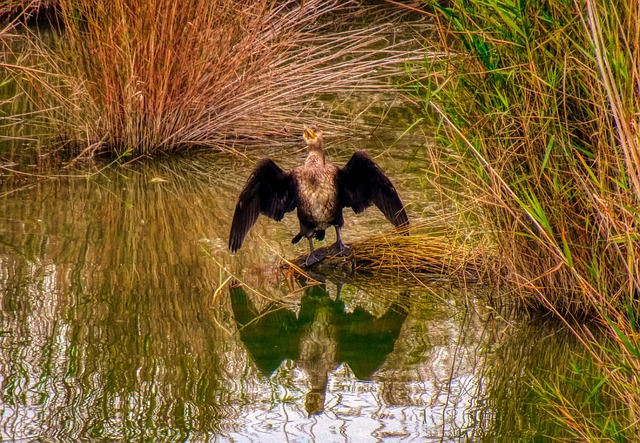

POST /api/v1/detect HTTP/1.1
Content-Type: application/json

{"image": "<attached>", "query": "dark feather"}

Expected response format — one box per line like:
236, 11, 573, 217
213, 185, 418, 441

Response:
338, 150, 409, 228
229, 129, 410, 260
292, 229, 324, 244
229, 159, 296, 252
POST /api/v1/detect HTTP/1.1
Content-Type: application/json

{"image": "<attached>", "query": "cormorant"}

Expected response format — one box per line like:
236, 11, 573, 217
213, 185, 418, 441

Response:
228, 127, 409, 265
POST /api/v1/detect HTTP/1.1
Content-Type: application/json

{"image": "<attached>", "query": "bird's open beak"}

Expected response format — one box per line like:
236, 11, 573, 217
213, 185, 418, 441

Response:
303, 127, 317, 141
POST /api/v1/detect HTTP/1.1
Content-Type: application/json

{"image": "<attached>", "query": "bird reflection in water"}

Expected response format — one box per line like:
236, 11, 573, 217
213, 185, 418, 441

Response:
229, 283, 410, 415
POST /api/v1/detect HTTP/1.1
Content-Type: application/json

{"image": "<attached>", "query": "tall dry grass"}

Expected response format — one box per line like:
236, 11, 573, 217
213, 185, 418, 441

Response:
408, 0, 640, 438
6, 0, 421, 156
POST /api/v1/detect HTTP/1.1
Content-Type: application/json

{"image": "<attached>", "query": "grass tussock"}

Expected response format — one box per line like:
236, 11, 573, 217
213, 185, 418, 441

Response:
286, 226, 492, 284
351, 230, 491, 282
5, 0, 420, 156
410, 0, 640, 437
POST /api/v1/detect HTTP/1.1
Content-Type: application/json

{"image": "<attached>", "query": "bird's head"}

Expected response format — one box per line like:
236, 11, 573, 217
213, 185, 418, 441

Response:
303, 126, 323, 151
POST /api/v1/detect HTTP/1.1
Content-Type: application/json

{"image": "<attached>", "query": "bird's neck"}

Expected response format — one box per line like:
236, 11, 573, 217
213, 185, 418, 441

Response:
305, 145, 325, 166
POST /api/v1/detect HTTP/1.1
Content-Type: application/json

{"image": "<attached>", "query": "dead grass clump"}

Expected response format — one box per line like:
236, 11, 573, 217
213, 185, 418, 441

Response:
285, 227, 493, 284
351, 231, 492, 282
21, 0, 421, 156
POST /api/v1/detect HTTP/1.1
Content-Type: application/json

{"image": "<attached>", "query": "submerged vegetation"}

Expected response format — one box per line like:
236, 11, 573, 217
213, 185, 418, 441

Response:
2, 0, 419, 156
412, 0, 640, 438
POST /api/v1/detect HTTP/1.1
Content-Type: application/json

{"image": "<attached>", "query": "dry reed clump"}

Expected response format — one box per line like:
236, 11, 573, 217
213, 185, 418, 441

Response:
16, 0, 421, 156
285, 227, 493, 284
351, 231, 492, 282
422, 0, 640, 316
409, 0, 640, 438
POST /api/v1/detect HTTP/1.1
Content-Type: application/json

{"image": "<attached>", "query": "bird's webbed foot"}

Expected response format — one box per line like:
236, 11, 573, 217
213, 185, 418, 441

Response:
305, 248, 328, 267
327, 241, 352, 257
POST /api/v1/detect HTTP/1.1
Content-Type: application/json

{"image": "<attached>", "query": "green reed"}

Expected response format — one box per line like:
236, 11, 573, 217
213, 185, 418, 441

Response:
409, 0, 639, 438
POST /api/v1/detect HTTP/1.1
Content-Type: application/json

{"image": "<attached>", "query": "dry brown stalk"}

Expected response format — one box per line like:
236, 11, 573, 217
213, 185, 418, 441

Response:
284, 225, 492, 284
15, 0, 424, 156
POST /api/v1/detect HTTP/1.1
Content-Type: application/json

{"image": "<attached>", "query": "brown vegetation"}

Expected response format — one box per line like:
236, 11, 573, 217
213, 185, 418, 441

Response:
410, 0, 640, 438
4, 0, 421, 156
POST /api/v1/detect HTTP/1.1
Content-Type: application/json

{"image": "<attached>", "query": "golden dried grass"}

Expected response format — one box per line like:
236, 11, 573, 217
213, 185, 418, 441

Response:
20, 0, 423, 156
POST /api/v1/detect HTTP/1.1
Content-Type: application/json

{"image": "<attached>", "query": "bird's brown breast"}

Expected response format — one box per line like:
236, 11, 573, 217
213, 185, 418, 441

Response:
293, 163, 339, 227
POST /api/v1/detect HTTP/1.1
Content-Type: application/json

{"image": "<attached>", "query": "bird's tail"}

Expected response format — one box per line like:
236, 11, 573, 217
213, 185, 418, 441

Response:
292, 230, 325, 244
291, 232, 304, 244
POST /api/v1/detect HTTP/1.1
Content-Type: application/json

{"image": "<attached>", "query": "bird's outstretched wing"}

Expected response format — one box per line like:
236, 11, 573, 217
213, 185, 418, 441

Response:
338, 150, 409, 228
229, 159, 297, 252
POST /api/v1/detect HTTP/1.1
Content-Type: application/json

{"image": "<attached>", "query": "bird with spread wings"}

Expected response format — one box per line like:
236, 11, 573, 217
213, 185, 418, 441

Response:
229, 127, 409, 266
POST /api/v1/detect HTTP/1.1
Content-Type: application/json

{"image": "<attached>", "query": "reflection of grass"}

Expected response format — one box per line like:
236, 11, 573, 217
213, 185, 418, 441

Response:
0, 161, 240, 437
5, 0, 418, 157
533, 355, 630, 441
406, 0, 640, 438
476, 317, 588, 440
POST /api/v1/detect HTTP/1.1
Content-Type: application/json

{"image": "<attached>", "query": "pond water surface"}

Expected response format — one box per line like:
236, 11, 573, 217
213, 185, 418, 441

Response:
0, 127, 588, 441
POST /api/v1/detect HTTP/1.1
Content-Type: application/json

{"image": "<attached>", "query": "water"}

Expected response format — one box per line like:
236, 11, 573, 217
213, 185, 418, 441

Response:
0, 127, 589, 441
